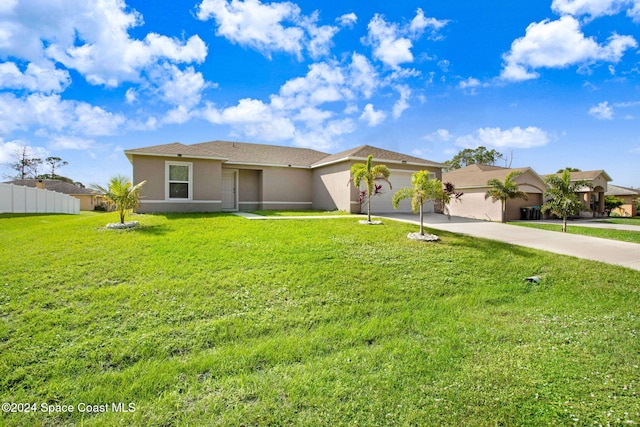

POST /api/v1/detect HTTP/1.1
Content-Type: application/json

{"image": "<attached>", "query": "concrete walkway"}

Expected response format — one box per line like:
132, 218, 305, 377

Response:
380, 213, 640, 272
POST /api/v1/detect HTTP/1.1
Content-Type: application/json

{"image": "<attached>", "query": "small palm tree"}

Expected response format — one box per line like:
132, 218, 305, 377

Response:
485, 170, 528, 223
392, 171, 445, 235
91, 175, 146, 224
350, 155, 391, 223
541, 169, 591, 232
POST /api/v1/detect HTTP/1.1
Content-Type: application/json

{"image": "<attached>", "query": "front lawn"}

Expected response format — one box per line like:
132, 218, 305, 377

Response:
249, 210, 350, 216
1, 212, 639, 426
511, 221, 640, 244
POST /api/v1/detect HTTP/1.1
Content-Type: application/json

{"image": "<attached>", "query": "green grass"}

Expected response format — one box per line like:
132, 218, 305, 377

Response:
598, 217, 640, 226
511, 222, 640, 244
249, 210, 350, 216
1, 212, 639, 426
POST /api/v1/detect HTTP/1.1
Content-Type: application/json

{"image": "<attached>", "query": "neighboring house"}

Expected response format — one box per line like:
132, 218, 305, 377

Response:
4, 179, 102, 211
443, 164, 547, 222
124, 140, 445, 214
541, 170, 611, 218
605, 184, 639, 217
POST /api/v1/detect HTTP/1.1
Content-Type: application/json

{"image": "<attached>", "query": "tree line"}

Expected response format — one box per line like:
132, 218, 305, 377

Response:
3, 146, 83, 187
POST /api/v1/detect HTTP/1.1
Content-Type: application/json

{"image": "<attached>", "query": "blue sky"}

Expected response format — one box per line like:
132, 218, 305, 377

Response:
1, 0, 639, 187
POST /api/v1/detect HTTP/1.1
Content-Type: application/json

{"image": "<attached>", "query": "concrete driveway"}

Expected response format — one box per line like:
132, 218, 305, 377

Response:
380, 213, 640, 271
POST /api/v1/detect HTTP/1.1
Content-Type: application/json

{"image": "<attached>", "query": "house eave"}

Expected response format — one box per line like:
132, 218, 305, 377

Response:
312, 156, 445, 169
125, 151, 229, 164
223, 161, 311, 169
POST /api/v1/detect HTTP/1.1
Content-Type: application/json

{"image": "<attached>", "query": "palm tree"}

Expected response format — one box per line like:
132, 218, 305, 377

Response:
350, 155, 391, 223
392, 171, 445, 235
91, 175, 146, 224
541, 169, 591, 232
484, 170, 528, 223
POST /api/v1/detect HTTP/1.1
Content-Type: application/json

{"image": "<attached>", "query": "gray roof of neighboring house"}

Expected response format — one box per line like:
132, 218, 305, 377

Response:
125, 140, 444, 169
541, 170, 612, 182
5, 179, 97, 195
443, 164, 546, 190
605, 184, 640, 197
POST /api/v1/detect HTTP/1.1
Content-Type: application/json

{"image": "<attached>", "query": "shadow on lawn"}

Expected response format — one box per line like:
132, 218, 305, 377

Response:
134, 224, 171, 235
443, 230, 533, 259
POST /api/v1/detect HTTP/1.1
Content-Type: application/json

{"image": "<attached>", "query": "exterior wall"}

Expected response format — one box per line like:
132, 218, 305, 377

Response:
612, 195, 638, 217
312, 162, 442, 213
237, 168, 261, 211
446, 189, 503, 221
260, 167, 313, 210
312, 163, 354, 212
75, 194, 95, 211
132, 154, 223, 213
505, 193, 543, 220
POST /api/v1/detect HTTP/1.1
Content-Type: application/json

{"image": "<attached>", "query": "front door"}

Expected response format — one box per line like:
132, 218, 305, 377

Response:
222, 170, 237, 211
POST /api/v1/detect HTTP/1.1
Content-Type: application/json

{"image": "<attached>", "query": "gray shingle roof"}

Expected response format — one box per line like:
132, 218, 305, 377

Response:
192, 140, 329, 167
5, 179, 97, 195
606, 184, 639, 197
125, 140, 444, 169
443, 164, 543, 188
541, 170, 612, 182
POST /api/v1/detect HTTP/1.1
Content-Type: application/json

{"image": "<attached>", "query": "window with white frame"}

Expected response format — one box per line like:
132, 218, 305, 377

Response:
166, 162, 192, 200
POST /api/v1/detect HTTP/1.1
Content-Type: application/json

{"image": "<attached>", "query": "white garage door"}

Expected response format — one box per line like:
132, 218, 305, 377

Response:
367, 171, 435, 214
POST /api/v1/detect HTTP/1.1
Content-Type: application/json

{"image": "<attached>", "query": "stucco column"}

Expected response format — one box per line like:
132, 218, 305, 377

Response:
598, 192, 605, 216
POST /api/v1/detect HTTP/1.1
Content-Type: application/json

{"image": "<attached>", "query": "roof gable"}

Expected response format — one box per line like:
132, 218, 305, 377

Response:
312, 144, 445, 168
443, 164, 546, 189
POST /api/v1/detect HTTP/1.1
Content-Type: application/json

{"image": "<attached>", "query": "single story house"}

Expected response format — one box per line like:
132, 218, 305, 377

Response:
605, 184, 639, 217
4, 179, 103, 211
540, 170, 611, 218
443, 164, 547, 222
124, 140, 445, 214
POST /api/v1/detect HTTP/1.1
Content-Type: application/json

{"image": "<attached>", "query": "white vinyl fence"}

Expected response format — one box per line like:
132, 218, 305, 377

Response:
0, 183, 80, 214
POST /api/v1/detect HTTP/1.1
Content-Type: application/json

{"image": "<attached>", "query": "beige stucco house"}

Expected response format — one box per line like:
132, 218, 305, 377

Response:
443, 166, 614, 221
443, 164, 547, 222
4, 179, 103, 211
124, 140, 445, 214
605, 184, 639, 217
541, 170, 611, 218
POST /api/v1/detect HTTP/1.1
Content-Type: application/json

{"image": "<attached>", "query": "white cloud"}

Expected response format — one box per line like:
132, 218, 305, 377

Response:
0, 0, 207, 88
409, 8, 449, 38
0, 62, 70, 93
456, 126, 550, 149
424, 129, 453, 142
459, 77, 481, 89
392, 85, 411, 119
359, 103, 386, 126
0, 139, 48, 167
158, 65, 207, 109
337, 13, 357, 27
125, 88, 138, 104
202, 98, 296, 141
275, 62, 348, 109
348, 53, 379, 99
363, 9, 448, 70
49, 136, 96, 150
365, 14, 414, 70
589, 101, 614, 119
501, 16, 637, 81
551, 0, 640, 22
0, 93, 125, 137
197, 0, 337, 60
